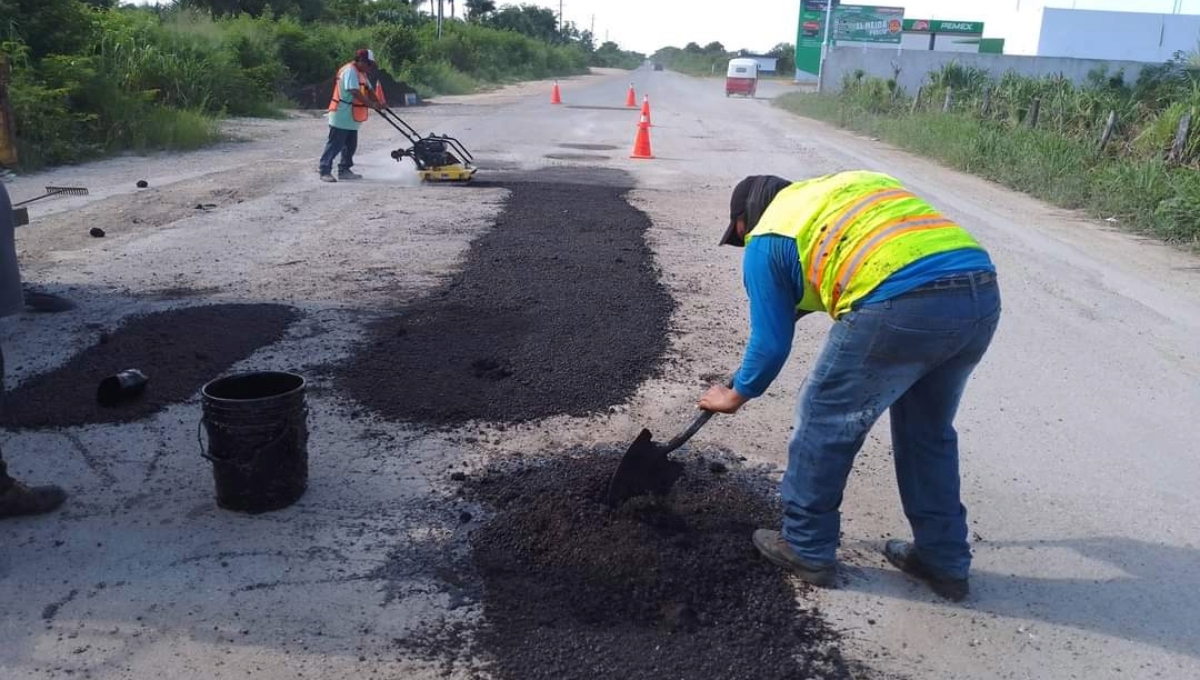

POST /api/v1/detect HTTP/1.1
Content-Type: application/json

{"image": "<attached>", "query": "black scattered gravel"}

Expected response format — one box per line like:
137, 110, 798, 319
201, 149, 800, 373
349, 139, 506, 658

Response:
395, 450, 858, 680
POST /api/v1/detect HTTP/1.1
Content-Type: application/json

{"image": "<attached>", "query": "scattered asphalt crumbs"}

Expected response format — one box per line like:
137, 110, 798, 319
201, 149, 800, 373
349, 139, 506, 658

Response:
396, 451, 859, 680
3, 303, 300, 429
336, 171, 674, 425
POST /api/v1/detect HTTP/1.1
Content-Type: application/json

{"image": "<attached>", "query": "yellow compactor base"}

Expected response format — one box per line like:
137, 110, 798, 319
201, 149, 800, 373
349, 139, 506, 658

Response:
418, 164, 477, 183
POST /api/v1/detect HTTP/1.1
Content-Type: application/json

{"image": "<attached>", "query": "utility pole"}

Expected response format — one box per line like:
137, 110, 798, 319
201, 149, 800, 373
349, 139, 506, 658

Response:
559, 0, 564, 33
817, 0, 836, 93
437, 0, 444, 39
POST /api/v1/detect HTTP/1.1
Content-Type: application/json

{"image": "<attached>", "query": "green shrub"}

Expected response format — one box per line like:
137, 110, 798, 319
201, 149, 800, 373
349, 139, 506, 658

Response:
2, 1, 610, 170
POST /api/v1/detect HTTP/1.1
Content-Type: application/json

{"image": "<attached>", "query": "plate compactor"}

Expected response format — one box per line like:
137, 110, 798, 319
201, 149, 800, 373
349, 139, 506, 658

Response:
377, 106, 477, 183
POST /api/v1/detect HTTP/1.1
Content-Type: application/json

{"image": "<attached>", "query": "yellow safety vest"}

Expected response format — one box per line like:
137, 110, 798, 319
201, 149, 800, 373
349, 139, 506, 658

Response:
745, 171, 984, 319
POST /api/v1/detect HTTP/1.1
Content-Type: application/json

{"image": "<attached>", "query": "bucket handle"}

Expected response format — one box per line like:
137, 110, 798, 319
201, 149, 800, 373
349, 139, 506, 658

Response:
197, 411, 306, 466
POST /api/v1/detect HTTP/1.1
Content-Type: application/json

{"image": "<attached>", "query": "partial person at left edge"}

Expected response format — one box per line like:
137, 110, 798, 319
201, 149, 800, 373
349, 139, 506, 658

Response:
0, 181, 69, 518
0, 53, 74, 314
0, 54, 68, 518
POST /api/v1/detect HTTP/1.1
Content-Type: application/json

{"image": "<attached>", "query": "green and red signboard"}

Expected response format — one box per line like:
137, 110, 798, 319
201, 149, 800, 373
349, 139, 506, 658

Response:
797, 10, 988, 76
797, 3, 908, 77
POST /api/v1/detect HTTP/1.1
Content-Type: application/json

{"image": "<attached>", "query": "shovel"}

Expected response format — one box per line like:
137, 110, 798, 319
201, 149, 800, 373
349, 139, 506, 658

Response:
604, 377, 733, 507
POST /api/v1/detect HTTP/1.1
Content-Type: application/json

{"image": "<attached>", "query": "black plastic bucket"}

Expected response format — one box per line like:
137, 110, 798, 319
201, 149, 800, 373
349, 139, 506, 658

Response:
200, 371, 308, 514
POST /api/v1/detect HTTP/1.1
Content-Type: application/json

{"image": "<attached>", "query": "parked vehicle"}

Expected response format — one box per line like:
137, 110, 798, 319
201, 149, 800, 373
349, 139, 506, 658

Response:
725, 58, 758, 98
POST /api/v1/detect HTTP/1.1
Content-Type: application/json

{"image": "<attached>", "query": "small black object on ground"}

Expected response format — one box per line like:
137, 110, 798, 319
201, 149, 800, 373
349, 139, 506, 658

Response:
96, 369, 149, 407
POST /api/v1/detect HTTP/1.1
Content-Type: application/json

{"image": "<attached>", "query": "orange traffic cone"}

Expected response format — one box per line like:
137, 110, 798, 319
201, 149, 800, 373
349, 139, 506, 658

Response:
640, 95, 652, 126
551, 81, 562, 105
625, 83, 637, 108
630, 113, 653, 159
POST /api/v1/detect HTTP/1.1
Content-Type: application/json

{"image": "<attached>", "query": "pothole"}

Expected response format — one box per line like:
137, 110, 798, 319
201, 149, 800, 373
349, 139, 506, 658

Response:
558, 143, 619, 151
543, 152, 611, 161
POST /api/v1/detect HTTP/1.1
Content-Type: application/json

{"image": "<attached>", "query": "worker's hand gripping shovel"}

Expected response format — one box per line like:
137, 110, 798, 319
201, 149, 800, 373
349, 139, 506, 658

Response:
604, 377, 735, 508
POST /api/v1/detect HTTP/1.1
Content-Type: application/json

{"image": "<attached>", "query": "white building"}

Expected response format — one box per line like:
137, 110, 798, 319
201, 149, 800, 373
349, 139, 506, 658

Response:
742, 55, 779, 74
1037, 8, 1200, 62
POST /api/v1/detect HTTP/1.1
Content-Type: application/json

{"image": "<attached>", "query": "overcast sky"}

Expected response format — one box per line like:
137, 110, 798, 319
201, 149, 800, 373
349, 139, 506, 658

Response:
122, 0, 1200, 55
556, 0, 1200, 55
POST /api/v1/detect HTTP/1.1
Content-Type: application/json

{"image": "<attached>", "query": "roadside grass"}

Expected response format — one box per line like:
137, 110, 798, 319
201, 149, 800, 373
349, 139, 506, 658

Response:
776, 90, 1200, 248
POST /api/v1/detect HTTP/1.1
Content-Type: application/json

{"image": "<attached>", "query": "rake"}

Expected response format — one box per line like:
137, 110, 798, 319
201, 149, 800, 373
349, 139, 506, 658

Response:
13, 185, 90, 208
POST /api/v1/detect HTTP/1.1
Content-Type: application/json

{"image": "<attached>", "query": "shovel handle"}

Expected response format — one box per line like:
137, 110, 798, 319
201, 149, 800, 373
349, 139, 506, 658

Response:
659, 376, 735, 456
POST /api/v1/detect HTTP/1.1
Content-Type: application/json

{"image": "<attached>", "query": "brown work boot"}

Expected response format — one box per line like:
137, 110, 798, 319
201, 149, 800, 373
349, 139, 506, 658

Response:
0, 481, 68, 519
884, 539, 969, 602
752, 529, 837, 587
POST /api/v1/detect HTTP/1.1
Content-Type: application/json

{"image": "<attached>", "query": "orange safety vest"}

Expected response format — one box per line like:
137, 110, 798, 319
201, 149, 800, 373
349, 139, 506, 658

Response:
328, 62, 383, 122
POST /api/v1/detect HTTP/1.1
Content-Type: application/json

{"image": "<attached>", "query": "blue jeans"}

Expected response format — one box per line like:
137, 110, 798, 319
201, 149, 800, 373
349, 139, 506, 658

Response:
318, 126, 358, 176
781, 270, 1001, 579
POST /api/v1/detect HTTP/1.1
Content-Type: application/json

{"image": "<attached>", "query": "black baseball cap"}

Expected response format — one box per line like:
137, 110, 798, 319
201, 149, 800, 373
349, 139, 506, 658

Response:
720, 176, 756, 247
720, 175, 791, 247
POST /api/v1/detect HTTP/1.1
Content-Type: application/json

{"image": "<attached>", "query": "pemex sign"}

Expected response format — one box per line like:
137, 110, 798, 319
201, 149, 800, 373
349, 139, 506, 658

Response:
903, 19, 984, 35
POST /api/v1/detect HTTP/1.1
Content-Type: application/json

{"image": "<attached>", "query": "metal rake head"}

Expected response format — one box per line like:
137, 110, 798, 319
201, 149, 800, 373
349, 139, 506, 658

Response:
12, 186, 89, 208
44, 186, 89, 197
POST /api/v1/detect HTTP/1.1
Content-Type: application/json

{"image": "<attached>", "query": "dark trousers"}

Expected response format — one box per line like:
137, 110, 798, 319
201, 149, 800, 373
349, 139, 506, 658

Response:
0, 344, 10, 492
318, 126, 358, 175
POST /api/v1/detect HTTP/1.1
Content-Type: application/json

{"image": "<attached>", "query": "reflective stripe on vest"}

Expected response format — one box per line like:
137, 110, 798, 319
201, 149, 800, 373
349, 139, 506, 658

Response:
807, 188, 915, 292
829, 214, 958, 311
329, 63, 370, 123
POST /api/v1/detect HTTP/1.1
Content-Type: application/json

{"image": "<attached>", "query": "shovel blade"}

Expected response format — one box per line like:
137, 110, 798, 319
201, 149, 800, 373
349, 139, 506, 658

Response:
604, 428, 685, 507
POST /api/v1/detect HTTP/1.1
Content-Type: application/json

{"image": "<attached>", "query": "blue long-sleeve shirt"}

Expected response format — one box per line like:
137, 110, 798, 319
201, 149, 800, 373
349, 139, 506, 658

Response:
732, 235, 995, 399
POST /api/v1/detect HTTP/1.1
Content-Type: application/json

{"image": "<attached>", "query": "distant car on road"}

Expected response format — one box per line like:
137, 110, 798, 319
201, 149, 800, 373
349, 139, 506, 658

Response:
653, 63, 664, 71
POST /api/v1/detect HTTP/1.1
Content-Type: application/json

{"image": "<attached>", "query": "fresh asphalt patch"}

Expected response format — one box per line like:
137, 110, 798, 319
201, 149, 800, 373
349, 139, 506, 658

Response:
3, 303, 300, 429
334, 168, 675, 425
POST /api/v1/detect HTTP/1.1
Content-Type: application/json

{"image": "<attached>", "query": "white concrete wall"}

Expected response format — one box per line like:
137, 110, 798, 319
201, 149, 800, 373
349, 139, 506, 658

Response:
819, 46, 1149, 95
1038, 8, 1200, 62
